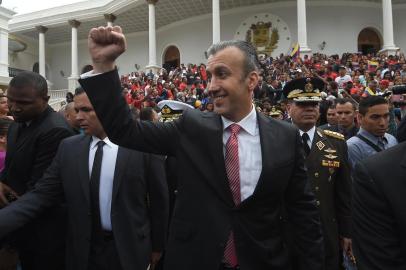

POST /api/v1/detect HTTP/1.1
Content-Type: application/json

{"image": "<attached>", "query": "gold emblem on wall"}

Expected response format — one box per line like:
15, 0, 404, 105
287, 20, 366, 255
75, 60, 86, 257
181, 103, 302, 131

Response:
246, 21, 279, 54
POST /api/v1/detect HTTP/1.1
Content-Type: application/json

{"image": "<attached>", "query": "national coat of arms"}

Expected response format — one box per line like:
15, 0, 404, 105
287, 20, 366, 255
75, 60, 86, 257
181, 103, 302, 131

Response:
246, 21, 279, 54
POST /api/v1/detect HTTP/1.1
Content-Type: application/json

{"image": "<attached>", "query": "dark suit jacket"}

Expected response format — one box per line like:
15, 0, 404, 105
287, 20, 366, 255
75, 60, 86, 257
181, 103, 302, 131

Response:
396, 116, 406, 143
305, 129, 351, 269
0, 106, 73, 254
353, 142, 406, 270
79, 70, 324, 270
0, 135, 169, 270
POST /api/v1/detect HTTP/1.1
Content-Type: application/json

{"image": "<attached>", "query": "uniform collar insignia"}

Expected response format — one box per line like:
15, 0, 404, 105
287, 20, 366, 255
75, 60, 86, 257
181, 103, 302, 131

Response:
316, 141, 325, 151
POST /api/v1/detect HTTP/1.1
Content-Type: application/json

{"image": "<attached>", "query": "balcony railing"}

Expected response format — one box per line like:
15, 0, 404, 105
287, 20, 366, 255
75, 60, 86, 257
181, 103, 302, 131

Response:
49, 89, 69, 100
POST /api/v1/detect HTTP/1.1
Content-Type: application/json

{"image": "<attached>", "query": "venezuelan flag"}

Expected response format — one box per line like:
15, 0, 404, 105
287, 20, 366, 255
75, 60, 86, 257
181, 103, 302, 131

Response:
367, 60, 379, 72
290, 43, 300, 60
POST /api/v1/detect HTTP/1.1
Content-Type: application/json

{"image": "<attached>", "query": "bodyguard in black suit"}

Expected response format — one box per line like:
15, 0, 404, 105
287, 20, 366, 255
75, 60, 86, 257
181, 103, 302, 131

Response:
0, 90, 169, 270
79, 26, 324, 270
353, 142, 406, 270
0, 71, 74, 270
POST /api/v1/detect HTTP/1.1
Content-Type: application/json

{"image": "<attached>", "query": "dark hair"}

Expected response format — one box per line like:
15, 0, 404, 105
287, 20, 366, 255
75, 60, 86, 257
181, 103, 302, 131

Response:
74, 86, 85, 96
81, 65, 93, 74
0, 118, 12, 137
206, 40, 260, 78
358, 96, 388, 115
139, 107, 156, 121
9, 71, 48, 97
335, 98, 357, 111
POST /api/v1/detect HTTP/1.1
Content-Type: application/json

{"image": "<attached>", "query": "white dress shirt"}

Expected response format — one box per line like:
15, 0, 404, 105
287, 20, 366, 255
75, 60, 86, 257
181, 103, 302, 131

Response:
299, 126, 316, 149
88, 136, 118, 231
222, 106, 262, 201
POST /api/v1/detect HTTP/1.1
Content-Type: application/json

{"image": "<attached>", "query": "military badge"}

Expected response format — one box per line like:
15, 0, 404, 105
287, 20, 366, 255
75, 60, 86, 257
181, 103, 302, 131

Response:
324, 154, 338, 159
316, 141, 325, 151
304, 78, 313, 93
324, 148, 337, 154
322, 160, 340, 168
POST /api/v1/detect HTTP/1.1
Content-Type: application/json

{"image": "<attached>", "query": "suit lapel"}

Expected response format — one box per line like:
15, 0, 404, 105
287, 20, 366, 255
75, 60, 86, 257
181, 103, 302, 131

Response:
77, 136, 92, 207
112, 147, 128, 202
203, 113, 234, 207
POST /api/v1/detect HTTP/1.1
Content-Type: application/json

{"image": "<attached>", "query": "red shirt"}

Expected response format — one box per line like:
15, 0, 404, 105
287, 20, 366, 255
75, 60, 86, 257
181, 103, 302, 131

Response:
179, 82, 188, 92
200, 67, 207, 81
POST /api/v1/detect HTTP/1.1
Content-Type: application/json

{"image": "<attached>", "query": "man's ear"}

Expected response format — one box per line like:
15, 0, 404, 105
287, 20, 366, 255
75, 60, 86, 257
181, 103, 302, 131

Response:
247, 71, 259, 92
356, 111, 363, 124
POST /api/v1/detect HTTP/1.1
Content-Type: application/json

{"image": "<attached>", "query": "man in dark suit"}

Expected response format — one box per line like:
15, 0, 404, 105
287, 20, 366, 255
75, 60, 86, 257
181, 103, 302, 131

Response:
0, 71, 74, 270
285, 78, 352, 269
0, 90, 169, 270
352, 142, 406, 270
325, 98, 359, 140
79, 26, 324, 270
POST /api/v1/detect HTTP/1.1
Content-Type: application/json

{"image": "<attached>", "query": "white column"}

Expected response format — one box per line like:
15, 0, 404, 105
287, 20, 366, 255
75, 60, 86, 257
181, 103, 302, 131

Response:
146, 0, 159, 72
0, 29, 8, 77
68, 20, 81, 92
104, 14, 116, 27
297, 0, 312, 56
381, 0, 398, 55
0, 6, 16, 85
212, 0, 220, 44
36, 26, 48, 79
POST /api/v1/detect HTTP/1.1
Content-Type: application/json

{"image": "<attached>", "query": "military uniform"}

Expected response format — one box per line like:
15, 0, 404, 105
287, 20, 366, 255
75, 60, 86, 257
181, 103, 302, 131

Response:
306, 129, 352, 270
283, 78, 352, 270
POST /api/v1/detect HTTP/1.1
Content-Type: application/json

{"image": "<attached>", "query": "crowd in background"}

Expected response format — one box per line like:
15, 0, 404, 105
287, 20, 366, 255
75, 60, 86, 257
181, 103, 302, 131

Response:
118, 52, 406, 134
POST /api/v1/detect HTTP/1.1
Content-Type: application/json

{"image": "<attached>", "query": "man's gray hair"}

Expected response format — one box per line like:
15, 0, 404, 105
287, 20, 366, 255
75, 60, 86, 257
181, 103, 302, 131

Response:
207, 40, 260, 78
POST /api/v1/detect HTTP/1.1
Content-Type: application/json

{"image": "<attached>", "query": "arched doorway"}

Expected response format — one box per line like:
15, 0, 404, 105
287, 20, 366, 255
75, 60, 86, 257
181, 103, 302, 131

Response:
163, 45, 180, 71
358, 28, 382, 55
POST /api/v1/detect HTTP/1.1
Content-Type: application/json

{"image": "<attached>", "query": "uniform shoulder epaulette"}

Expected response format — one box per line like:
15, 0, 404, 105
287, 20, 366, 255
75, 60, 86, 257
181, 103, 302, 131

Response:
323, 129, 345, 140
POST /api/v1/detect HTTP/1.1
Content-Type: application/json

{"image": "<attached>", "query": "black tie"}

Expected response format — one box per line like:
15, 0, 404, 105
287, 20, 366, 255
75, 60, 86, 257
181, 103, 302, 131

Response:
90, 141, 105, 233
302, 133, 311, 156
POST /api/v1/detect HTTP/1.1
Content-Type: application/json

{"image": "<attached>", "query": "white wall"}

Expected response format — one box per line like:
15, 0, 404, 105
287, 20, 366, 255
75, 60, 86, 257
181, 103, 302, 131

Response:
9, 34, 54, 81
34, 2, 406, 89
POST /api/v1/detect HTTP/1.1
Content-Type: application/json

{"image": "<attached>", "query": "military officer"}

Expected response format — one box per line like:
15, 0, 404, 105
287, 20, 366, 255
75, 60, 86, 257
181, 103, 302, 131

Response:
268, 105, 284, 120
284, 77, 352, 270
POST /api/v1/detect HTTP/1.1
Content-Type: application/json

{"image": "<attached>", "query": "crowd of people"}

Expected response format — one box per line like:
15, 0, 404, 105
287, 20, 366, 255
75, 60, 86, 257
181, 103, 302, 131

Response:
119, 51, 406, 129
0, 24, 405, 270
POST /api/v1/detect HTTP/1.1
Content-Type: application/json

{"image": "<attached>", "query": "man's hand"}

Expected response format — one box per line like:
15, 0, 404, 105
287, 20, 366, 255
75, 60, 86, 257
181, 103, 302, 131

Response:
0, 182, 19, 207
341, 237, 353, 258
149, 251, 162, 270
88, 26, 127, 73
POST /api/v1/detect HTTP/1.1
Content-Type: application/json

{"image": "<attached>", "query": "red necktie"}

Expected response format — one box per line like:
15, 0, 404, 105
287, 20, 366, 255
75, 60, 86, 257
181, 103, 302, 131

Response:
224, 123, 241, 267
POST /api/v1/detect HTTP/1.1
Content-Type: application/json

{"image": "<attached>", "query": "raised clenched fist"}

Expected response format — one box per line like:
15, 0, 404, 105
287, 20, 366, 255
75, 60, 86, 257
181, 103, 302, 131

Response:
88, 26, 127, 73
